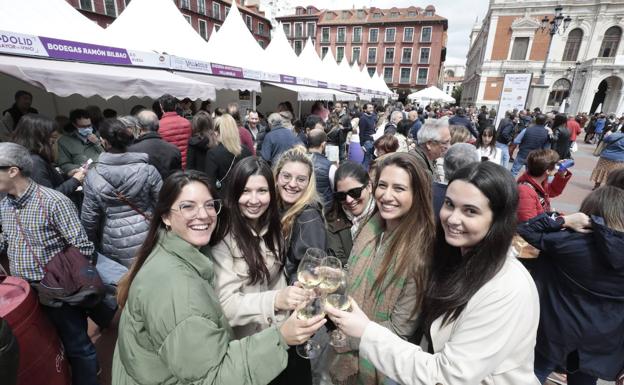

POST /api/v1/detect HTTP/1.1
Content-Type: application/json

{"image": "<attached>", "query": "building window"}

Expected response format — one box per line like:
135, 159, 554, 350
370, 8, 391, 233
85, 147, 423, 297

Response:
385, 28, 396, 42
401, 48, 412, 63
369, 28, 379, 43
367, 47, 377, 63
400, 68, 411, 84
104, 0, 117, 16
510, 37, 529, 60
283, 23, 291, 37
224, 6, 230, 16
183, 14, 192, 25
420, 26, 432, 43
425, 11, 434, 16
384, 47, 394, 63
403, 27, 414, 42
212, 3, 221, 20
246, 15, 253, 31
562, 28, 582, 61
357, 10, 365, 19
336, 46, 345, 62
373, 13, 382, 19
599, 26, 622, 58
295, 22, 303, 38
408, 11, 417, 17
321, 27, 330, 43
307, 22, 315, 37
352, 47, 361, 64
353, 26, 362, 43
180, 0, 190, 9
79, 0, 93, 11
215, 24, 221, 31
390, 11, 400, 18
383, 67, 394, 82
294, 40, 303, 55
198, 19, 208, 40
259, 22, 265, 35
547, 78, 571, 106
342, 10, 350, 19
417, 68, 428, 84
337, 27, 346, 43
258, 40, 265, 48
197, 0, 206, 15
419, 47, 430, 64
321, 46, 329, 58
367, 67, 376, 76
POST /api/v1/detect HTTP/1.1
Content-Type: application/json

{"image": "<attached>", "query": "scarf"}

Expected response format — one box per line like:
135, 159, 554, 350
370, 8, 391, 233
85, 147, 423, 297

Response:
329, 213, 409, 385
344, 196, 376, 239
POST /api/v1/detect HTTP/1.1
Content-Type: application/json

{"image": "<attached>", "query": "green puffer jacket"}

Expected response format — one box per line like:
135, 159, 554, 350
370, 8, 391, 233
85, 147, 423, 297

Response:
112, 230, 289, 385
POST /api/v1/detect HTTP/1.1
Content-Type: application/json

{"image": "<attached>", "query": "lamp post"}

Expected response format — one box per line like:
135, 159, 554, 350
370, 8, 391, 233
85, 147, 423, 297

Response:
565, 60, 581, 112
538, 6, 572, 85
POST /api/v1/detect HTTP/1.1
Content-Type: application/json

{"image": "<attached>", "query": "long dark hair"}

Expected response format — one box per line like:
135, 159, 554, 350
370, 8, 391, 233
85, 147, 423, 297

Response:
475, 125, 497, 153
117, 170, 226, 307
552, 113, 568, 130
422, 162, 518, 327
12, 114, 56, 163
222, 157, 284, 285
327, 161, 369, 219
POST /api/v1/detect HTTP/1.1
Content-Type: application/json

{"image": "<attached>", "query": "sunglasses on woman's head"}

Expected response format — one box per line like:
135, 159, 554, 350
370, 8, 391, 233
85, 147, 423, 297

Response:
335, 186, 365, 202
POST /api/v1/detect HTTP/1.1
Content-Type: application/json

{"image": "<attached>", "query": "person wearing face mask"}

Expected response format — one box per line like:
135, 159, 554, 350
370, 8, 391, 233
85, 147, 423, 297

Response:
57, 109, 103, 175
113, 170, 326, 385
516, 149, 571, 223
327, 162, 540, 385
211, 157, 311, 385
325, 161, 375, 265
329, 153, 435, 385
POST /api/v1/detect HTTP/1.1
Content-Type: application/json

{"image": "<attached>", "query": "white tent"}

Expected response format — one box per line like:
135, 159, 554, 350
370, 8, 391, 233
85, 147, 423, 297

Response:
408, 86, 455, 103
264, 23, 305, 80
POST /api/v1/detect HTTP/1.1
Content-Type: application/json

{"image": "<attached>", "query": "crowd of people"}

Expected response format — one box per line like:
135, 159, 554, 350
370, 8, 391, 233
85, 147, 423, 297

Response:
0, 88, 623, 385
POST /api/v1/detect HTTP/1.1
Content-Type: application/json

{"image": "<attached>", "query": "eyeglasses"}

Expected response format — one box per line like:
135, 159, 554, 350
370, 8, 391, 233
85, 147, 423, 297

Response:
334, 186, 366, 202
278, 171, 309, 186
170, 199, 222, 219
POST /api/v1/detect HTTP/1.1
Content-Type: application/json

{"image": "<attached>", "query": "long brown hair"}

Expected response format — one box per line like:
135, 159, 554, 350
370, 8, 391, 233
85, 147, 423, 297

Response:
580, 186, 624, 232
372, 153, 435, 303
117, 170, 226, 308
11, 114, 56, 163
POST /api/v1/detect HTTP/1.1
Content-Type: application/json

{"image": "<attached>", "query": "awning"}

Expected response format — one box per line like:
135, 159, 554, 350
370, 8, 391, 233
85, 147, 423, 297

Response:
176, 71, 261, 92
0, 55, 216, 100
264, 82, 357, 101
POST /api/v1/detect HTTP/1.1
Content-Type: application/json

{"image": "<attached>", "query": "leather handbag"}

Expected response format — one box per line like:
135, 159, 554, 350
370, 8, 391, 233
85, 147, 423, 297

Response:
15, 186, 104, 308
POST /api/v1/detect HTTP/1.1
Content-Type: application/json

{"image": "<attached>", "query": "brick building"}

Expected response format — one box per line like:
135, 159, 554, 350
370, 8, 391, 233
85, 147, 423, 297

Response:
66, 0, 272, 48
276, 5, 447, 98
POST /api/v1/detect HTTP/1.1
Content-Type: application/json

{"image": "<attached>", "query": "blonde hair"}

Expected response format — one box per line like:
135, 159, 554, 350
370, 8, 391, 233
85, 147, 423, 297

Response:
214, 114, 241, 156
449, 125, 471, 144
273, 146, 322, 242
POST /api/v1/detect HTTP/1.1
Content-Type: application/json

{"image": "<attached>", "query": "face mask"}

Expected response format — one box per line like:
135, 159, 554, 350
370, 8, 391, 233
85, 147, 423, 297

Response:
78, 127, 93, 137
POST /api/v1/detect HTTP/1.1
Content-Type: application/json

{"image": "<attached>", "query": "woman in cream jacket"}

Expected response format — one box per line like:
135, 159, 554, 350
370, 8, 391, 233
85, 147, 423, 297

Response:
327, 162, 540, 385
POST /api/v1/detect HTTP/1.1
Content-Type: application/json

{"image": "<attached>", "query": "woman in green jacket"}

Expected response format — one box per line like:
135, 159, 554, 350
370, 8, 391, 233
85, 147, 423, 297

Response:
112, 170, 325, 385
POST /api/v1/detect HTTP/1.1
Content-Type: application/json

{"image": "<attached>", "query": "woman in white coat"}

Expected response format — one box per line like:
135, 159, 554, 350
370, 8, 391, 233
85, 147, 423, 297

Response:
327, 161, 541, 385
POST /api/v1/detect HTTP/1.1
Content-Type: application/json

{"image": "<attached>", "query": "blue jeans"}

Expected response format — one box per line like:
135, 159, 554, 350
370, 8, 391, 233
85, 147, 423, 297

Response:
534, 351, 597, 385
495, 142, 510, 168
362, 140, 374, 170
42, 304, 100, 385
511, 155, 527, 177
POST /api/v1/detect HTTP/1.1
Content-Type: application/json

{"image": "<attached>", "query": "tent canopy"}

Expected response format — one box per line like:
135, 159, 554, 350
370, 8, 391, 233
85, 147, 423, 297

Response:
408, 86, 455, 103
0, 55, 215, 100
264, 82, 356, 101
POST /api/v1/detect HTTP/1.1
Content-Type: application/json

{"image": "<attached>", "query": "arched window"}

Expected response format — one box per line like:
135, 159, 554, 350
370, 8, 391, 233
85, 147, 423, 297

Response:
562, 28, 583, 61
547, 78, 571, 106
599, 26, 622, 57
446, 70, 455, 77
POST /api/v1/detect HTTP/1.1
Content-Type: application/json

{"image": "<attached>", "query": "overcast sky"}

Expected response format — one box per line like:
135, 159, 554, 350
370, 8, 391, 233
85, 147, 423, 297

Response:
285, 0, 490, 65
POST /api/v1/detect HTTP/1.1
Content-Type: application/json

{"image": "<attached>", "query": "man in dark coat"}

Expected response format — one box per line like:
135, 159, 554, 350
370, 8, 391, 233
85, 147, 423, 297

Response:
449, 107, 479, 138
1, 90, 38, 139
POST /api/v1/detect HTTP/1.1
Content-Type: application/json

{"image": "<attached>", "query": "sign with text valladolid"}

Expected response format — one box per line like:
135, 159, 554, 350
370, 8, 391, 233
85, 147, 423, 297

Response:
494, 73, 533, 129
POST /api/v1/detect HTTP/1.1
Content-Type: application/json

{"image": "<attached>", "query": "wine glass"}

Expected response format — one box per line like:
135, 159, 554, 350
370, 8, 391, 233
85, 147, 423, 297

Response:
323, 267, 351, 348
318, 256, 343, 295
296, 248, 325, 296
295, 297, 325, 359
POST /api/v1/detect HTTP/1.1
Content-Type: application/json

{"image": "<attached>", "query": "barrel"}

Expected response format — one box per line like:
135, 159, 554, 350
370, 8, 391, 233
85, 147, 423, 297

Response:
0, 276, 70, 385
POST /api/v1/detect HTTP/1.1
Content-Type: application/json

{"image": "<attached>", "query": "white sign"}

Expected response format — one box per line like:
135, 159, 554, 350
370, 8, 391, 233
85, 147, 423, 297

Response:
495, 73, 532, 129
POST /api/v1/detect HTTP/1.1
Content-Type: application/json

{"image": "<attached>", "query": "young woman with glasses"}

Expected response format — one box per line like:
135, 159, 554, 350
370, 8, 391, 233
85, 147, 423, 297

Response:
329, 152, 435, 385
113, 170, 325, 385
325, 161, 375, 265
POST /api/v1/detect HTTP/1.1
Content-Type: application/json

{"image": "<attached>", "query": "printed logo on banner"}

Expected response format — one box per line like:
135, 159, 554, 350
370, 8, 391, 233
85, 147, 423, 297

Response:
211, 63, 244, 78
39, 36, 132, 65
280, 75, 296, 84
318, 81, 328, 88
0, 30, 47, 57
127, 50, 171, 68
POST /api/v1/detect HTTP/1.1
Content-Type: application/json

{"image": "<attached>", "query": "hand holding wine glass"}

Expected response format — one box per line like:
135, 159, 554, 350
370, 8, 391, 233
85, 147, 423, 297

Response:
279, 305, 326, 346
325, 298, 370, 339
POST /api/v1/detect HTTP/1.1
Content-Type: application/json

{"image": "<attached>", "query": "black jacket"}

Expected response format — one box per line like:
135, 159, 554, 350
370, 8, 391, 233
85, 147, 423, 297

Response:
204, 143, 252, 190
552, 125, 571, 159
518, 214, 624, 380
30, 154, 80, 198
284, 203, 327, 284
186, 135, 211, 172
128, 132, 181, 180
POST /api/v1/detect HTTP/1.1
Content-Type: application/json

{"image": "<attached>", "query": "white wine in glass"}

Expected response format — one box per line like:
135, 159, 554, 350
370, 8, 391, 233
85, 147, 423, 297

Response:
318, 256, 344, 294
324, 294, 351, 312
296, 297, 324, 359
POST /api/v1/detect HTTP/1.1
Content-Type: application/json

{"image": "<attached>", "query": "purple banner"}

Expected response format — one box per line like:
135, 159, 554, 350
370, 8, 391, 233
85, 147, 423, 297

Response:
210, 63, 244, 78
280, 75, 296, 84
39, 36, 132, 65
318, 81, 328, 88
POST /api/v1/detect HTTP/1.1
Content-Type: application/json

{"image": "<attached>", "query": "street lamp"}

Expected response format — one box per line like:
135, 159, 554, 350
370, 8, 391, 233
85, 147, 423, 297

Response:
538, 6, 573, 85
564, 60, 582, 112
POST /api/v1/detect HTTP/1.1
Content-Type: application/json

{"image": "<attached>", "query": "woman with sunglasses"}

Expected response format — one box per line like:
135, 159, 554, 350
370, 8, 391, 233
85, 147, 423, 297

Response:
329, 152, 435, 385
326, 161, 375, 265
327, 162, 540, 385
113, 170, 325, 385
